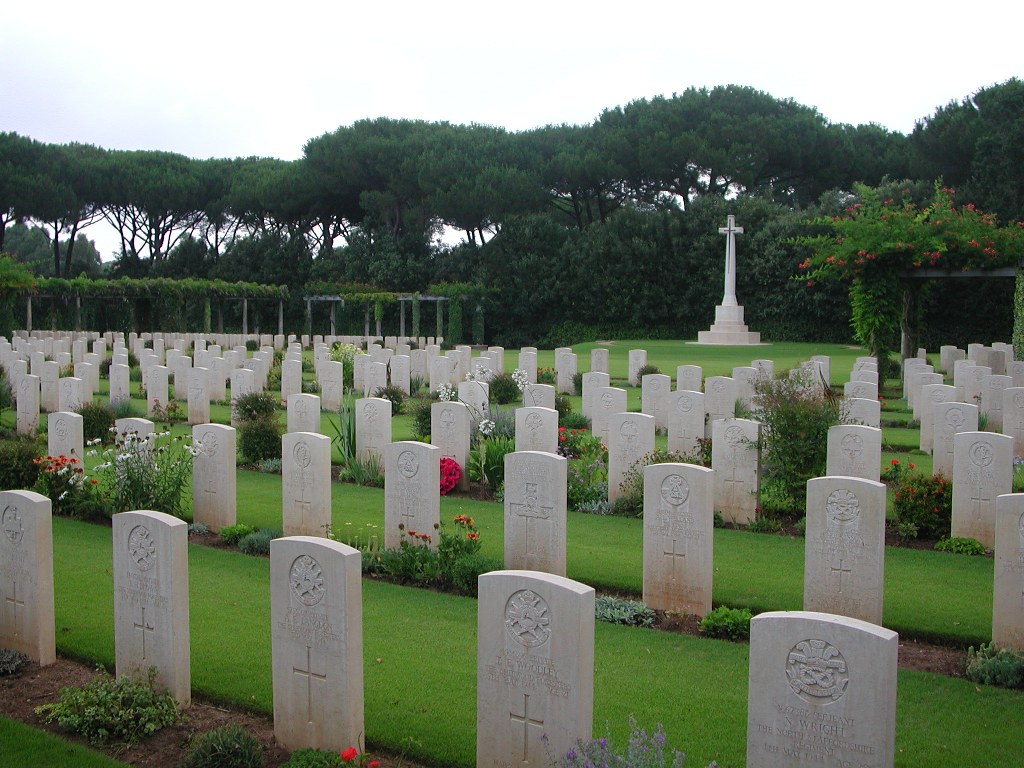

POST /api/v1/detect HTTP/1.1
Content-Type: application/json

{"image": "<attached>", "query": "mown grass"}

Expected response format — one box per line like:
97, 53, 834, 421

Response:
0, 716, 130, 768
48, 515, 1024, 768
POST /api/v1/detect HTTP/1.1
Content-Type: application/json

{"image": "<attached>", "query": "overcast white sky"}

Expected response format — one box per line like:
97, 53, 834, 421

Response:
2, 1, 1019, 257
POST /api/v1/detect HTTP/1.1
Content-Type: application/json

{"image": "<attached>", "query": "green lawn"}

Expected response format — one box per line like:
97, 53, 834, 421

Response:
0, 717, 129, 768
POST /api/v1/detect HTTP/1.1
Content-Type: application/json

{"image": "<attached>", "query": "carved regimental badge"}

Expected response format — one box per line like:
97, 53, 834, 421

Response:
505, 589, 551, 647
786, 639, 849, 703
290, 555, 326, 606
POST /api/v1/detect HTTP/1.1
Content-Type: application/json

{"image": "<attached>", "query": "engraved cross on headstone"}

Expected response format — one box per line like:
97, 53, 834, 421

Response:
663, 539, 686, 583
723, 462, 744, 508
134, 606, 155, 659
830, 559, 852, 593
293, 645, 327, 723
4, 581, 25, 635
509, 693, 545, 764
972, 484, 993, 520
510, 483, 553, 561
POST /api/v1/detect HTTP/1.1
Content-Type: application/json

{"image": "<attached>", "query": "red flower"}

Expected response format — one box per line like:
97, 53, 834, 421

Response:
891, 458, 900, 466
341, 747, 359, 762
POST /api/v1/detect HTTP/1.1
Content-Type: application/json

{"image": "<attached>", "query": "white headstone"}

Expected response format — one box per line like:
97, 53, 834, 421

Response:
288, 394, 322, 435
431, 401, 471, 491
607, 412, 655, 502
355, 398, 392, 467
994, 493, 1024, 650
515, 406, 559, 454
476, 570, 594, 768
504, 451, 568, 575
270, 536, 364, 751
918, 384, 958, 454
746, 611, 897, 768
825, 425, 882, 482
192, 424, 236, 532
642, 463, 714, 616
384, 441, 440, 550
591, 386, 627, 445
282, 432, 332, 537
590, 348, 608, 374
932, 402, 979, 477
641, 373, 671, 430
666, 390, 705, 457
0, 490, 55, 665
804, 476, 887, 624
704, 376, 737, 438
676, 365, 702, 394
522, 383, 555, 410
112, 510, 190, 705
627, 349, 647, 387
952, 431, 1013, 547
712, 418, 760, 524
47, 412, 84, 463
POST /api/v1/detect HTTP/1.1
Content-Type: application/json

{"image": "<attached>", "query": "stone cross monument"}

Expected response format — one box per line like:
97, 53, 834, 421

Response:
696, 215, 761, 345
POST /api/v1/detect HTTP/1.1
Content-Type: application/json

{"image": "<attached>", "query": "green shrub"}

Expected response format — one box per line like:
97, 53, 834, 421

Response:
238, 418, 282, 464
595, 596, 656, 628
184, 724, 265, 768
966, 643, 1024, 689
409, 397, 434, 440
239, 528, 280, 556
448, 552, 503, 597
0, 364, 13, 414
576, 499, 613, 515
891, 471, 952, 540
75, 401, 116, 443
373, 384, 407, 415
752, 372, 839, 510
281, 749, 343, 768
245, 340, 259, 351
256, 458, 282, 474
0, 436, 42, 490
35, 668, 180, 744
468, 436, 516, 493
33, 455, 107, 521
747, 514, 783, 534
339, 453, 384, 488
219, 523, 257, 546
571, 371, 584, 396
188, 522, 210, 536
934, 536, 987, 556
609, 494, 643, 518
537, 367, 556, 386
232, 391, 279, 424
637, 363, 662, 379
488, 372, 522, 405
558, 411, 590, 430
698, 606, 753, 641
554, 393, 572, 417
0, 647, 30, 675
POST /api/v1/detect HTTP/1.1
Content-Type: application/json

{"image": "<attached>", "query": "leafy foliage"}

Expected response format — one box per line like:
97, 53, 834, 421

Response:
0, 647, 30, 676
752, 371, 839, 514
218, 524, 257, 546
934, 536, 986, 556
238, 528, 280, 556
966, 643, 1024, 689
698, 606, 753, 642
595, 596, 656, 628
238, 418, 283, 464
890, 470, 953, 540
74, 402, 116, 443
551, 717, 686, 768
183, 724, 265, 768
0, 435, 42, 490
35, 668, 180, 745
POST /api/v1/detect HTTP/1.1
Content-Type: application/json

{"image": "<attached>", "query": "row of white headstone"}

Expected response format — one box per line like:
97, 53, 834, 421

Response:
0, 489, 901, 767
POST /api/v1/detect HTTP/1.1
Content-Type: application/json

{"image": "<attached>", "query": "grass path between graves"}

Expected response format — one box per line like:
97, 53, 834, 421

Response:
224, 471, 994, 647
51, 517, 1024, 768
0, 716, 130, 768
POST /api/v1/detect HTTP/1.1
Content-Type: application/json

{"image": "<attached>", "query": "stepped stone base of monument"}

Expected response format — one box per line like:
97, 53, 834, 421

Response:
693, 304, 762, 345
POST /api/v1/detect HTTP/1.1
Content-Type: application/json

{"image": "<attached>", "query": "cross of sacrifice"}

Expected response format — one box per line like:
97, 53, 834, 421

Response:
717, 215, 744, 308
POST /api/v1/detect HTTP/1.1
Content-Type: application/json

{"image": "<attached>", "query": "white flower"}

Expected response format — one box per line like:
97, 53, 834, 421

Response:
478, 419, 495, 437
58, 491, 68, 501
512, 368, 529, 393
437, 383, 456, 402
